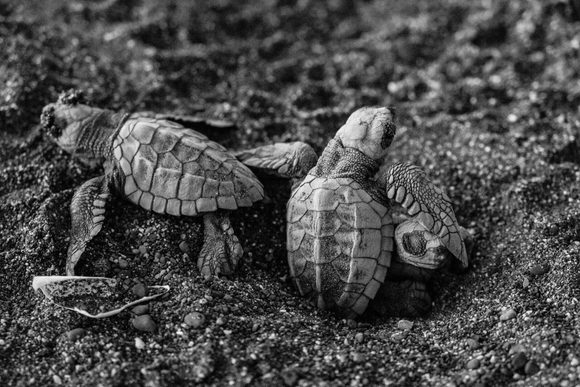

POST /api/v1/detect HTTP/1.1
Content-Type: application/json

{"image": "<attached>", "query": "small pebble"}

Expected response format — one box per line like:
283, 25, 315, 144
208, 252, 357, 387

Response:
138, 245, 147, 255
131, 304, 149, 316
216, 317, 224, 326
184, 312, 206, 328
391, 332, 406, 342
529, 263, 550, 276
281, 368, 298, 386
509, 344, 526, 355
352, 352, 365, 363
466, 338, 480, 349
467, 359, 480, 369
511, 352, 528, 371
132, 315, 157, 333
522, 277, 530, 288
571, 358, 579, 366
132, 283, 147, 298
53, 375, 62, 385
65, 327, 86, 342
545, 223, 559, 236
355, 332, 364, 343
525, 360, 539, 375
500, 308, 516, 321
397, 319, 414, 330
118, 258, 128, 268
135, 337, 146, 350
179, 241, 190, 254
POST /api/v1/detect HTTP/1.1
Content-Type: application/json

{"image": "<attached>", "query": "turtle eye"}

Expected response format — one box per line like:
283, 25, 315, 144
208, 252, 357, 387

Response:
402, 231, 427, 256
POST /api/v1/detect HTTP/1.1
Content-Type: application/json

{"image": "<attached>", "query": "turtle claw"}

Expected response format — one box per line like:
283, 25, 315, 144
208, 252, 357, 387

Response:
32, 276, 169, 318
198, 234, 243, 278
198, 214, 243, 278
197, 236, 243, 278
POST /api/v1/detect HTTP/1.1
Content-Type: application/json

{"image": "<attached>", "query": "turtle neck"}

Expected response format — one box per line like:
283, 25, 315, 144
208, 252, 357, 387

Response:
312, 138, 388, 204
313, 138, 378, 180
75, 110, 128, 160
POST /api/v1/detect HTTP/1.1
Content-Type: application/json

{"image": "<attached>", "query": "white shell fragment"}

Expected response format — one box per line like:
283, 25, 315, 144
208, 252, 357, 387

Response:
32, 276, 170, 318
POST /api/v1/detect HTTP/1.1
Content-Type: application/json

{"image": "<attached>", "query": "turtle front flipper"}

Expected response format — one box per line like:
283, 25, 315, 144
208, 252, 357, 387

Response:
383, 162, 468, 268
67, 175, 110, 275
198, 213, 243, 278
233, 142, 318, 179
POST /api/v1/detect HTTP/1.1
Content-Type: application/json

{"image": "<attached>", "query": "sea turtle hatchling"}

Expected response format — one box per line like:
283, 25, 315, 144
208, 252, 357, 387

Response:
288, 107, 468, 318
237, 106, 469, 318
40, 90, 267, 278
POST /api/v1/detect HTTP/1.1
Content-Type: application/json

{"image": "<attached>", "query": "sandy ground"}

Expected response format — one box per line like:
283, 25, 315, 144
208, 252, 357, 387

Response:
2, 0, 580, 386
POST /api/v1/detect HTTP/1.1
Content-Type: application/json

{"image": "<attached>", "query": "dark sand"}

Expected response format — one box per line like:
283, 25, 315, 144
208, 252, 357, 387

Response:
2, 1, 580, 385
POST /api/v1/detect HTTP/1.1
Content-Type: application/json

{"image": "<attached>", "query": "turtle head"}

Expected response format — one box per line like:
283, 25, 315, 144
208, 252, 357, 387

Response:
394, 219, 449, 270
335, 106, 396, 161
41, 90, 122, 164
41, 90, 105, 154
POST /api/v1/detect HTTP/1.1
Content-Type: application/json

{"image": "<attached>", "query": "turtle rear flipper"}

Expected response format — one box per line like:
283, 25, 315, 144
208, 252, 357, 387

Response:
197, 213, 243, 278
233, 142, 317, 179
67, 175, 110, 275
383, 162, 468, 268
368, 280, 432, 318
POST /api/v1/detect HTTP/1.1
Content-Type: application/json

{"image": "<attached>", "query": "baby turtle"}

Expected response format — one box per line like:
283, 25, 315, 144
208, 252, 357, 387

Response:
240, 107, 469, 318
287, 107, 468, 317
40, 90, 265, 278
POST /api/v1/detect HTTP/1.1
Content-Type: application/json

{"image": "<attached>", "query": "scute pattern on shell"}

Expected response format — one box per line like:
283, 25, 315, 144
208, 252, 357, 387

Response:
111, 115, 264, 216
287, 175, 393, 318
385, 162, 467, 266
